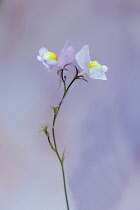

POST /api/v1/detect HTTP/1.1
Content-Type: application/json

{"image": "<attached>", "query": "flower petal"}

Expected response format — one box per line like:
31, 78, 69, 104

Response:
37, 55, 43, 61
42, 60, 55, 72
43, 52, 58, 65
57, 42, 75, 68
39, 47, 48, 55
75, 45, 90, 73
89, 66, 107, 80
100, 72, 107, 80
102, 65, 108, 72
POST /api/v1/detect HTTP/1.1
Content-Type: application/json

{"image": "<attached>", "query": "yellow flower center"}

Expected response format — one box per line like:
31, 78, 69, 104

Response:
89, 61, 101, 69
44, 52, 58, 61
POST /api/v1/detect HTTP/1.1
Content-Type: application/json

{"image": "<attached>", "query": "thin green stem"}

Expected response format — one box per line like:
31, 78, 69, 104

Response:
51, 93, 70, 209
47, 135, 55, 151
51, 68, 78, 210
43, 66, 86, 210
61, 161, 70, 210
52, 125, 62, 163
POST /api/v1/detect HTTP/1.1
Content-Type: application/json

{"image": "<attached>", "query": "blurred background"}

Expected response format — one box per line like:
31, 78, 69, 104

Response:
0, 0, 140, 209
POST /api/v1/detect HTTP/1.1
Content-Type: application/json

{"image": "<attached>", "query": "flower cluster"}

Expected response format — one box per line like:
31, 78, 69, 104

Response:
37, 43, 108, 80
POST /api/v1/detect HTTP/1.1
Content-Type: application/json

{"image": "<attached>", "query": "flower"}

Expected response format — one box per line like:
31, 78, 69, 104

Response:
37, 42, 75, 72
75, 45, 108, 80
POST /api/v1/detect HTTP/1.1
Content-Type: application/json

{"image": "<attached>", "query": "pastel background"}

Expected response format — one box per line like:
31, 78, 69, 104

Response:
0, 0, 140, 210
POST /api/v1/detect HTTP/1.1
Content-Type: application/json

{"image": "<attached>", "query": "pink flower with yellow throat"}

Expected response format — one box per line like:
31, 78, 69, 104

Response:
76, 45, 108, 80
37, 42, 75, 72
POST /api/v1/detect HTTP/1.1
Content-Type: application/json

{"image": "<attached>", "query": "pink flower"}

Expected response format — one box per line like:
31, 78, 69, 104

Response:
75, 45, 108, 80
37, 42, 75, 72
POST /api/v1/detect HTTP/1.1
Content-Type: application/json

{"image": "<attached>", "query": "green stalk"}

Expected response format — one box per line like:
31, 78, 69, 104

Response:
61, 161, 69, 210
51, 72, 77, 210
51, 89, 70, 210
42, 66, 86, 210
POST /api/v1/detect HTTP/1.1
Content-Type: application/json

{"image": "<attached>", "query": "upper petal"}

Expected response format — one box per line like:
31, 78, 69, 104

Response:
75, 45, 90, 73
57, 42, 75, 68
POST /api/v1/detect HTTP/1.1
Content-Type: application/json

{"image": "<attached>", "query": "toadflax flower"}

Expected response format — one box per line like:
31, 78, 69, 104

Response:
37, 42, 75, 72
75, 45, 108, 80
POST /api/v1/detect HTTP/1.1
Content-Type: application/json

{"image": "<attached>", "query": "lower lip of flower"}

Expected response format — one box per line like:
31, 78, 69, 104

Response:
44, 52, 58, 65
89, 61, 101, 69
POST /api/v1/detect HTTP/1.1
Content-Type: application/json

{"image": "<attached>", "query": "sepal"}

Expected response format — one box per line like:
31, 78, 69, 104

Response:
50, 106, 59, 115
39, 125, 50, 137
